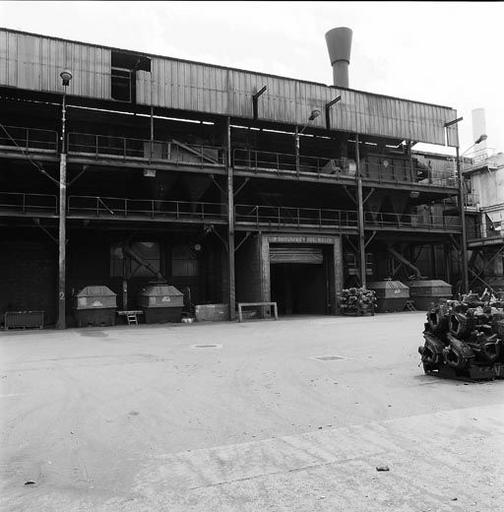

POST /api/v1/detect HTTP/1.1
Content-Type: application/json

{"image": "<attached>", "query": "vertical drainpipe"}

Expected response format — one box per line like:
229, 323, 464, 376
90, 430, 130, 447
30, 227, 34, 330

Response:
226, 117, 236, 319
57, 91, 68, 329
456, 145, 469, 293
355, 134, 366, 288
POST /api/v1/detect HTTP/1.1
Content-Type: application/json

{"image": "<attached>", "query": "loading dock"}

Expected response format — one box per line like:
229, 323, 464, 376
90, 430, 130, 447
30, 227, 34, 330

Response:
236, 234, 343, 316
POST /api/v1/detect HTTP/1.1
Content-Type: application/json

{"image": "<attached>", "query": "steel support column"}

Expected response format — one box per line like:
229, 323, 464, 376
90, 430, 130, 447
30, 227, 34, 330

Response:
226, 117, 236, 320
57, 91, 67, 329
355, 134, 366, 288
456, 146, 469, 293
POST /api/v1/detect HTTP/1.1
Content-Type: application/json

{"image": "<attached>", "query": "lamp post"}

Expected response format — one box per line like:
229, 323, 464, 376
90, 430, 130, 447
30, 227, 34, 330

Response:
57, 69, 72, 330
295, 109, 321, 172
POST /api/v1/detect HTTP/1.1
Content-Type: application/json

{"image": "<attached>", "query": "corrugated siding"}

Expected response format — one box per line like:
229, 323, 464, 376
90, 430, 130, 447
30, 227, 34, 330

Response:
0, 30, 458, 146
0, 31, 110, 99
140, 56, 457, 145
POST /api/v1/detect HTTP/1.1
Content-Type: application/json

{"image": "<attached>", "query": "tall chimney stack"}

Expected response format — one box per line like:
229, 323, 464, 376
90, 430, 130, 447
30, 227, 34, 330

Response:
325, 27, 352, 88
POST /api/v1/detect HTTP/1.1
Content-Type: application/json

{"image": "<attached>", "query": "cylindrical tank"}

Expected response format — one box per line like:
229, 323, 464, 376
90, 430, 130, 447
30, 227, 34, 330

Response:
325, 27, 352, 88
407, 280, 452, 310
73, 285, 117, 327
138, 282, 184, 323
367, 280, 410, 312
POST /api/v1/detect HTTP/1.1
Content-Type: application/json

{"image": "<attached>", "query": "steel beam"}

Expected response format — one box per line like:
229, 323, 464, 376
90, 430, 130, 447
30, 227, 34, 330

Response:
456, 145, 469, 293
355, 134, 366, 288
226, 117, 236, 320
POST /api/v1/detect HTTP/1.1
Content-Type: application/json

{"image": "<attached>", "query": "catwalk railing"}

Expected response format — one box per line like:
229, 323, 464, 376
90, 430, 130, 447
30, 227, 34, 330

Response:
67, 195, 226, 221
0, 192, 58, 214
0, 126, 458, 189
235, 204, 461, 231
0, 126, 58, 153
0, 192, 462, 231
233, 148, 458, 187
67, 133, 226, 168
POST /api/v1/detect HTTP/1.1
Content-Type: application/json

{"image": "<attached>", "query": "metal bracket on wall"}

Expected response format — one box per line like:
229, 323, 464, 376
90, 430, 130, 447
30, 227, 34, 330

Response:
449, 234, 461, 252
234, 231, 252, 253
204, 224, 228, 251
69, 165, 89, 187
210, 174, 225, 195
325, 96, 341, 131
234, 178, 250, 198
32, 218, 64, 245
364, 230, 376, 249
343, 186, 357, 205
363, 188, 376, 205
343, 234, 359, 254
252, 86, 267, 120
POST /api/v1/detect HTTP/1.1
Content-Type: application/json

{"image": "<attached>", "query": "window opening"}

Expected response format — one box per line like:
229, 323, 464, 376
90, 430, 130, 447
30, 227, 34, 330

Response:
111, 51, 151, 103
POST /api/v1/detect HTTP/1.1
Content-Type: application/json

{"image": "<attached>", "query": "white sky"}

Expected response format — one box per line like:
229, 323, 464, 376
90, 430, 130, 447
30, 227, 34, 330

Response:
1, 1, 502, 154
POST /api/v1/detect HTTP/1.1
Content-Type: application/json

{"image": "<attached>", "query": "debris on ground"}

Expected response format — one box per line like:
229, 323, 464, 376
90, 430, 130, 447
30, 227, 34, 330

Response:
418, 290, 504, 381
376, 465, 390, 472
24, 481, 36, 486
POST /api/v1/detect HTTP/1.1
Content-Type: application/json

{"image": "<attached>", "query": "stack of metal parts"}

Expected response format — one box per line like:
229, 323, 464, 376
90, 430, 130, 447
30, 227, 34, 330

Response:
339, 288, 377, 316
419, 291, 504, 380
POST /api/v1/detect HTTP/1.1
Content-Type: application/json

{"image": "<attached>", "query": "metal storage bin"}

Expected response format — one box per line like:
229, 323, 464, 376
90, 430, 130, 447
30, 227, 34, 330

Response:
4, 311, 44, 330
74, 286, 117, 327
138, 282, 184, 323
407, 279, 452, 310
367, 280, 410, 312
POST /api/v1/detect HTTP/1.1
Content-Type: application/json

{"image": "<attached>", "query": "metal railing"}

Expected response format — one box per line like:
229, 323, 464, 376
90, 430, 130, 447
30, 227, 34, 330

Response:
360, 160, 457, 187
67, 133, 226, 167
235, 204, 461, 231
67, 195, 226, 221
233, 148, 458, 187
233, 148, 349, 178
0, 191, 462, 232
0, 192, 58, 214
235, 204, 359, 228
0, 126, 58, 153
363, 211, 461, 231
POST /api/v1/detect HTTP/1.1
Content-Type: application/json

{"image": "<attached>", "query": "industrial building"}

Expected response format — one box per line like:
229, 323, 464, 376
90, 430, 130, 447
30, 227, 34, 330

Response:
0, 27, 466, 328
462, 111, 504, 292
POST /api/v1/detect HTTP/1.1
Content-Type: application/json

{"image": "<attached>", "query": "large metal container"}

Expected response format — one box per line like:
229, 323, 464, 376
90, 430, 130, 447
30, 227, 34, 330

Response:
74, 286, 117, 327
407, 279, 452, 310
138, 282, 184, 323
367, 280, 410, 312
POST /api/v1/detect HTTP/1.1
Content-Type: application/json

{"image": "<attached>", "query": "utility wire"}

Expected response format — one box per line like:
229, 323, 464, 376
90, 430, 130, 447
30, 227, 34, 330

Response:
0, 122, 59, 186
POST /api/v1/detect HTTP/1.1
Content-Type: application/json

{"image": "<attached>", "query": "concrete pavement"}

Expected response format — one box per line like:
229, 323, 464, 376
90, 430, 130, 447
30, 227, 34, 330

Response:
1, 312, 503, 511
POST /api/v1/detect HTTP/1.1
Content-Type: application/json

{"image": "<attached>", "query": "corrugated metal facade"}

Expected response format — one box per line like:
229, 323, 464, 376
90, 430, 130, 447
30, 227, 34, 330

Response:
0, 29, 459, 146
0, 30, 111, 99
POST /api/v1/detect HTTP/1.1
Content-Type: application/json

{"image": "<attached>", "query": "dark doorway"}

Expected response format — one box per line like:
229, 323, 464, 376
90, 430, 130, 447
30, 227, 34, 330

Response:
270, 263, 328, 315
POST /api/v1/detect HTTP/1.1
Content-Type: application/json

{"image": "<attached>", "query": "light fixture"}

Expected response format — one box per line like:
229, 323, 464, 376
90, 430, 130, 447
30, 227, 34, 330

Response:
309, 109, 321, 121
475, 134, 487, 145
60, 69, 73, 87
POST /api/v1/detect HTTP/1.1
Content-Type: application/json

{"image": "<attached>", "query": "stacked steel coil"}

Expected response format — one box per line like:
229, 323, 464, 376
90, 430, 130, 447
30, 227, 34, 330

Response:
419, 291, 504, 380
339, 287, 377, 316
